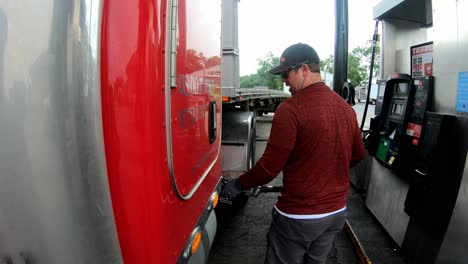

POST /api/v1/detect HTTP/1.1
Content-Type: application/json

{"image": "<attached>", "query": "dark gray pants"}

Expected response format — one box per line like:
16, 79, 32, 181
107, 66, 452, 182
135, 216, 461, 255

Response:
265, 209, 346, 264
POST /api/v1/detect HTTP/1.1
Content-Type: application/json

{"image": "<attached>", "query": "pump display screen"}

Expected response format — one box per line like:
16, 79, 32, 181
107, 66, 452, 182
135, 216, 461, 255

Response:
389, 98, 406, 120
395, 83, 408, 94
378, 83, 386, 97
393, 102, 404, 115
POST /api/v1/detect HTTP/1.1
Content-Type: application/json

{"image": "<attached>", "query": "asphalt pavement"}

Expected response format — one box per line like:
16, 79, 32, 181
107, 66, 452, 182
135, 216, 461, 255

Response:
353, 101, 375, 130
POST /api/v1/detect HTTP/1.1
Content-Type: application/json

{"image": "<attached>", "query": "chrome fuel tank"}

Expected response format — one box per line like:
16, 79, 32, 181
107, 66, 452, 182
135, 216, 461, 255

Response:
0, 1, 123, 263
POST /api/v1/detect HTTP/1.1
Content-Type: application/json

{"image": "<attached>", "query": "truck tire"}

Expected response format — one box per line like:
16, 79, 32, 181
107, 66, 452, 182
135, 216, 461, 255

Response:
342, 84, 350, 102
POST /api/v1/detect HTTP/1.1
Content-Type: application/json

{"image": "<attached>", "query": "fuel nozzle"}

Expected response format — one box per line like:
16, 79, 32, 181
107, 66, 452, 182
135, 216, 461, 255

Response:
246, 185, 282, 197
219, 178, 282, 204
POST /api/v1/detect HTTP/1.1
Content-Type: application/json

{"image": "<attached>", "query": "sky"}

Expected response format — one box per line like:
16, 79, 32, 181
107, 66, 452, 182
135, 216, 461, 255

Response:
238, 0, 382, 76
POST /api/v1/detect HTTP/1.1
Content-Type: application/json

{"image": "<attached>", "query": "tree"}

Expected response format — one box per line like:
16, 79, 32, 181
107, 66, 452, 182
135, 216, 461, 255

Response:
240, 73, 262, 88
239, 52, 283, 90
318, 41, 381, 86
350, 42, 381, 85
205, 55, 221, 68
348, 48, 368, 85
320, 54, 334, 74
256, 52, 283, 90
184, 49, 204, 73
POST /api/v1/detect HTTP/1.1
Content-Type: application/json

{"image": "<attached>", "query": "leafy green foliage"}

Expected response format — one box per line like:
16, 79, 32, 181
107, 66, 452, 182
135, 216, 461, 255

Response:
256, 52, 283, 90
320, 54, 334, 74
349, 43, 381, 85
318, 41, 381, 86
239, 52, 283, 90
240, 41, 380, 90
240, 73, 262, 88
348, 48, 368, 85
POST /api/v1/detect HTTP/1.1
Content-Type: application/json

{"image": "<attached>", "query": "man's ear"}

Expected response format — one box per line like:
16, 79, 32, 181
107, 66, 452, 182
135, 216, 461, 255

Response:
302, 64, 309, 77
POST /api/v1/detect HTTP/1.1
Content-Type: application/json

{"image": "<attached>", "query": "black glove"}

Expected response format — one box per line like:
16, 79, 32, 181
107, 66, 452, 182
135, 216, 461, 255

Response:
221, 179, 243, 199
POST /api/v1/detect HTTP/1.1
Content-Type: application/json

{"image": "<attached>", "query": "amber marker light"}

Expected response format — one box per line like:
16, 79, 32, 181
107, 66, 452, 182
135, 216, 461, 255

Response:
191, 231, 202, 255
222, 96, 230, 102
212, 192, 219, 209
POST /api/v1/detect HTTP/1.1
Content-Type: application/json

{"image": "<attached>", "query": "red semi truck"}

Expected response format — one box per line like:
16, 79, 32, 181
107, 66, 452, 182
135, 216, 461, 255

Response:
0, 0, 287, 263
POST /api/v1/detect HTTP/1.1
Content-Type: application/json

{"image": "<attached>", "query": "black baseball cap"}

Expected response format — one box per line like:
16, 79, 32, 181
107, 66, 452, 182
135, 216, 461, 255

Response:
270, 43, 320, 75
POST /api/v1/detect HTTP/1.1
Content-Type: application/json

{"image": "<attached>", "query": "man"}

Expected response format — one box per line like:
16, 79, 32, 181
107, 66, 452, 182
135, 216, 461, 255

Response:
348, 81, 356, 106
222, 43, 365, 264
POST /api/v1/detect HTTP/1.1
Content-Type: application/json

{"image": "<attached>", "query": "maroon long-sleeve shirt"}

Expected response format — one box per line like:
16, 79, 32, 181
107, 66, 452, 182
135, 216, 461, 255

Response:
237, 82, 365, 215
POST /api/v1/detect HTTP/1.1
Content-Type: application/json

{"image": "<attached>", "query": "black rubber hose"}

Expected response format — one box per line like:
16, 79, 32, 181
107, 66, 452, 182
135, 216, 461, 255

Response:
360, 20, 380, 131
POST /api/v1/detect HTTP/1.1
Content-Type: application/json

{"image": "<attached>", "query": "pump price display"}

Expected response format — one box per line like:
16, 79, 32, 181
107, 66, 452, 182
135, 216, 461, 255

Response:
411, 42, 433, 77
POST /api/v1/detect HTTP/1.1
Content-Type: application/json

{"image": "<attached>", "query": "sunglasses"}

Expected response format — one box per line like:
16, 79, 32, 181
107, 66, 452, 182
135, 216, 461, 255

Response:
281, 64, 304, 79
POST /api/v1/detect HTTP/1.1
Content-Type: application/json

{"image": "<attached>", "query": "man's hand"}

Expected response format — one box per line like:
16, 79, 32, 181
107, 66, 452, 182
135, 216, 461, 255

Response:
221, 179, 243, 199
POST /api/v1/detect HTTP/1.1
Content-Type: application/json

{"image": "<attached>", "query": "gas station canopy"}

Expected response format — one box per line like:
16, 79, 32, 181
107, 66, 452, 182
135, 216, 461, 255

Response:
373, 0, 432, 26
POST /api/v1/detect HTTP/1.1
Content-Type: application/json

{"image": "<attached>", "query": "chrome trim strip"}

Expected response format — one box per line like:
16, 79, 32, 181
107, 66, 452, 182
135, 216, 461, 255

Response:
245, 113, 253, 169
165, 1, 221, 200
170, 0, 178, 88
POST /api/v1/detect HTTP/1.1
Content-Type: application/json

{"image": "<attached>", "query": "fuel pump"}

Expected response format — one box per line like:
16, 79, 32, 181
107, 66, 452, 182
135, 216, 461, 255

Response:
365, 73, 434, 179
364, 67, 467, 264
401, 112, 468, 263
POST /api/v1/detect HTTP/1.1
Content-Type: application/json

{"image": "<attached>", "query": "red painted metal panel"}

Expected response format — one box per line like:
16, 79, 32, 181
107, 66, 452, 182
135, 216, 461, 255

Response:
101, 0, 222, 263
171, 0, 222, 195
101, 0, 166, 262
